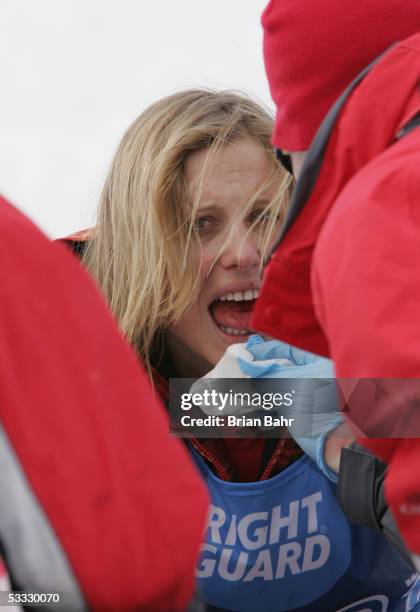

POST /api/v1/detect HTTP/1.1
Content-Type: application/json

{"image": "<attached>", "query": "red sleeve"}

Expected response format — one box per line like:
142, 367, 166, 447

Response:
313, 155, 420, 440
0, 197, 208, 610
312, 153, 420, 424
313, 157, 420, 379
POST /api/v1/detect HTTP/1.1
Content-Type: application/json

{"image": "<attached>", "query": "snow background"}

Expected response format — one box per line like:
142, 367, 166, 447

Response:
0, 0, 272, 238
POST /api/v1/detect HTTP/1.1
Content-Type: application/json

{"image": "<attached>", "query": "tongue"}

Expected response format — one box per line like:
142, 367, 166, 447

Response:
210, 300, 254, 330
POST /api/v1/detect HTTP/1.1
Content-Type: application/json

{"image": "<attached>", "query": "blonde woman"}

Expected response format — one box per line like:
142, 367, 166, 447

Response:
65, 88, 300, 482
85, 90, 290, 380
62, 90, 416, 612
101, 89, 297, 462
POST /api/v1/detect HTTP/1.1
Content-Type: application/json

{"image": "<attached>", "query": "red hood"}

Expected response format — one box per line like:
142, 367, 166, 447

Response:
253, 33, 420, 356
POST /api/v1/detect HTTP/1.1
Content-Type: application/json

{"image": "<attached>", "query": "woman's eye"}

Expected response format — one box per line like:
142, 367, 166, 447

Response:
248, 209, 278, 224
194, 216, 217, 232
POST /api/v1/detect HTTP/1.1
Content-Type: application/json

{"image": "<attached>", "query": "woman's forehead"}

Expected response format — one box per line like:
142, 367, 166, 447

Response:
184, 139, 274, 200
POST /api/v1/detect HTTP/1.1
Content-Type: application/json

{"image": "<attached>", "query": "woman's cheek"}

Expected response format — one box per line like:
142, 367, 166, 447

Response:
199, 240, 222, 279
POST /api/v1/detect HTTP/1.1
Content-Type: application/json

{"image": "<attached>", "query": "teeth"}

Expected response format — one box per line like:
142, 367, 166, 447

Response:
219, 293, 236, 301
220, 326, 250, 336
218, 289, 259, 302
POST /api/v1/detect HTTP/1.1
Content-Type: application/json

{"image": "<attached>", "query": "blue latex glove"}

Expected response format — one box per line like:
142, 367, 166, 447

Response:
238, 335, 343, 482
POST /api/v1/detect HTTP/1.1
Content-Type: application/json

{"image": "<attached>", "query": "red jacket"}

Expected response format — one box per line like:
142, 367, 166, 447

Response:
253, 34, 420, 553
0, 196, 209, 610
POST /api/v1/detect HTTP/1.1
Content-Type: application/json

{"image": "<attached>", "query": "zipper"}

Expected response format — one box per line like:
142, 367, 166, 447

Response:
189, 437, 232, 481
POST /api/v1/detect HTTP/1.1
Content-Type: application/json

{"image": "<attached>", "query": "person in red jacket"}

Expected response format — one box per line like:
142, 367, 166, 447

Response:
0, 194, 208, 610
253, 0, 420, 566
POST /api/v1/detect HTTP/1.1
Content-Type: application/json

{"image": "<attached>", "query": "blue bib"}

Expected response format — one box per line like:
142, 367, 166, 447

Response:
191, 450, 420, 612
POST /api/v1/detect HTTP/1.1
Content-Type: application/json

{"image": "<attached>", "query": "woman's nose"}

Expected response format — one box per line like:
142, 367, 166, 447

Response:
218, 224, 261, 270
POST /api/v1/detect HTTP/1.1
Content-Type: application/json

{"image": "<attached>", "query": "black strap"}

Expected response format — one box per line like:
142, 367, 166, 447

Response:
396, 111, 420, 140
337, 442, 414, 567
338, 441, 386, 531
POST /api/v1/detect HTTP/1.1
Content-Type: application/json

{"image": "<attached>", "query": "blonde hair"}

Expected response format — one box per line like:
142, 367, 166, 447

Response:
83, 89, 291, 374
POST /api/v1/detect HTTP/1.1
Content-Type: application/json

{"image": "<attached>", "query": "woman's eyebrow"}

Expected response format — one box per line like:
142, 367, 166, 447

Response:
195, 198, 273, 214
195, 203, 223, 213
251, 198, 271, 207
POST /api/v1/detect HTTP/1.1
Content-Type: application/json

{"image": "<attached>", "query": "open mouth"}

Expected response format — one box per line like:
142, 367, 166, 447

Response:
209, 289, 259, 338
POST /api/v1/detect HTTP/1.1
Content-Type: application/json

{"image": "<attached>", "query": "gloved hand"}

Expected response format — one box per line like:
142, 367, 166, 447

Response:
189, 343, 292, 416
238, 335, 343, 482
